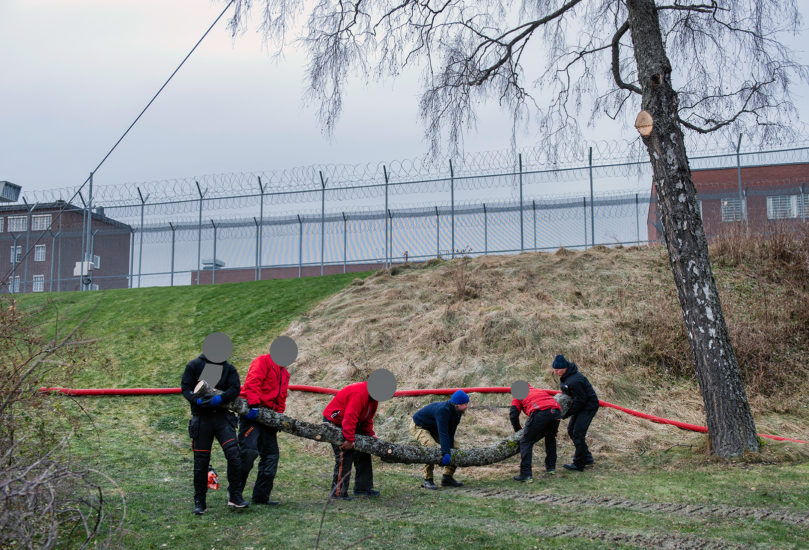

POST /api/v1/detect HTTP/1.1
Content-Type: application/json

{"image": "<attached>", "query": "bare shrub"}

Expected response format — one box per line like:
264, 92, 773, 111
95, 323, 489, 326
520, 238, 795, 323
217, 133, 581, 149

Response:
0, 298, 125, 549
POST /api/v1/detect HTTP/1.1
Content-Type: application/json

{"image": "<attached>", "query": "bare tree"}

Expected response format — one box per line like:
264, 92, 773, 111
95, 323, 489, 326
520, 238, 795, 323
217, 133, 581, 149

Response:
228, 1, 808, 457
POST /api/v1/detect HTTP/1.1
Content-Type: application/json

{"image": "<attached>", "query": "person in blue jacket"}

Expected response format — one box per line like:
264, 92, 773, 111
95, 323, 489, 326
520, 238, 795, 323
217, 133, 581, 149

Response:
552, 354, 599, 471
410, 390, 469, 489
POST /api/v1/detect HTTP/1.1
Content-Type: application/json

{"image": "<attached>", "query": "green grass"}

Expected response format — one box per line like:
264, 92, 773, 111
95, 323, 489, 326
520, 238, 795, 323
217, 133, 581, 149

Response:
12, 270, 809, 549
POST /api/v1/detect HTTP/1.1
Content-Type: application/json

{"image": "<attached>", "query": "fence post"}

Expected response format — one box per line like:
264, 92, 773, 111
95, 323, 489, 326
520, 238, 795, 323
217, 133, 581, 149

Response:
169, 222, 176, 287
128, 228, 134, 288
450, 159, 455, 259
137, 187, 148, 289
383, 165, 389, 269
342, 212, 347, 274
589, 147, 595, 247
320, 171, 326, 276
388, 209, 394, 266
297, 214, 303, 278
211, 219, 217, 285
532, 200, 537, 250
435, 206, 440, 258
22, 199, 36, 293
583, 197, 588, 248
635, 193, 640, 245
519, 153, 524, 252
736, 134, 746, 228
257, 176, 265, 281
195, 180, 205, 278
49, 231, 58, 292
10, 234, 19, 293
483, 203, 488, 255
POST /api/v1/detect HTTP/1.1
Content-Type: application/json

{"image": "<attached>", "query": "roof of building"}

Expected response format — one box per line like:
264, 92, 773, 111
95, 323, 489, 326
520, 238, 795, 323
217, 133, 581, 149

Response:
0, 201, 132, 231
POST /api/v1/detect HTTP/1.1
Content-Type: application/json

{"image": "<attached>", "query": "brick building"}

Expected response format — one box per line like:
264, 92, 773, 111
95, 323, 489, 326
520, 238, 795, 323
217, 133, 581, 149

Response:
647, 163, 808, 241
0, 202, 132, 293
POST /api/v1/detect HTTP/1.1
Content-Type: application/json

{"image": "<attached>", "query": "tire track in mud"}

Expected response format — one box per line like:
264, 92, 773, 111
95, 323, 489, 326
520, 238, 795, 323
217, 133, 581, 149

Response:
526, 525, 744, 549
458, 487, 809, 527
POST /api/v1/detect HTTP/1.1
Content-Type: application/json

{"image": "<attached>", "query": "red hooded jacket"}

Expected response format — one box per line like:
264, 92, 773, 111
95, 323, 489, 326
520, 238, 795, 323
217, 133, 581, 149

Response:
511, 386, 560, 417
322, 381, 377, 442
240, 354, 290, 413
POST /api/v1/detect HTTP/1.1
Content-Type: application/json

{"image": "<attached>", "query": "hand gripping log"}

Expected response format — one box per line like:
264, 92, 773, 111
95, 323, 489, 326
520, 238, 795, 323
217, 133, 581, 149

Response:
194, 380, 568, 466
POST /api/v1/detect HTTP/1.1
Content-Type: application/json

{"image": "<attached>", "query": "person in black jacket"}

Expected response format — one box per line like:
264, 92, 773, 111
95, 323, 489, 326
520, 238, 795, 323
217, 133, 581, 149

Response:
552, 354, 599, 472
410, 390, 469, 489
180, 333, 248, 514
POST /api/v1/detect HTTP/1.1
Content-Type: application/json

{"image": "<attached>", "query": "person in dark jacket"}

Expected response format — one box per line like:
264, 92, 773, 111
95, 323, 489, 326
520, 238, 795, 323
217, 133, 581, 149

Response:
552, 354, 599, 471
410, 390, 469, 489
323, 381, 380, 500
238, 352, 290, 505
510, 385, 561, 482
180, 333, 248, 514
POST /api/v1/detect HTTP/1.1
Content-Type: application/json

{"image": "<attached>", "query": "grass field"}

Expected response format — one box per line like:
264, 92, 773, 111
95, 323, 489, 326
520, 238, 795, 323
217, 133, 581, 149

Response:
12, 247, 809, 549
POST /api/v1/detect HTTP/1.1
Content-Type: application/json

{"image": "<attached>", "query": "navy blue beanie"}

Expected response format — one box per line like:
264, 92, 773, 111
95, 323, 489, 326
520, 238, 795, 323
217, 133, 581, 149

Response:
450, 390, 469, 405
552, 354, 570, 370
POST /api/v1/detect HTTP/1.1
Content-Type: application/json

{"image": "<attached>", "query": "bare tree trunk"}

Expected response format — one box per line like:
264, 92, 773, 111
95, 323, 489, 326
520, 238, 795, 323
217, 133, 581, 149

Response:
626, 0, 758, 457
194, 381, 525, 466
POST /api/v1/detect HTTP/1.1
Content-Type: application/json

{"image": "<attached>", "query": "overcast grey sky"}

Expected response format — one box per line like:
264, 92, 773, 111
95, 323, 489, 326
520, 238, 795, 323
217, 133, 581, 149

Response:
2, 1, 808, 195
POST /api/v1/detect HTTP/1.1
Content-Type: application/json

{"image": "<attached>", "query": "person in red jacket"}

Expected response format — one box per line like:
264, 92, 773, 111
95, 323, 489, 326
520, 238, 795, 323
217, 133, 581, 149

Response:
237, 353, 290, 505
322, 381, 379, 500
509, 384, 562, 483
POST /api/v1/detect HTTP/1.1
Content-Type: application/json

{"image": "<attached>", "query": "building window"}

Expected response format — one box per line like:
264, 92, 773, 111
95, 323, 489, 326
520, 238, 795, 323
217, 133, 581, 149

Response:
766, 194, 804, 220
9, 245, 21, 263
31, 214, 52, 231
34, 244, 46, 262
7, 216, 27, 232
10, 276, 20, 293
32, 275, 44, 293
721, 197, 743, 222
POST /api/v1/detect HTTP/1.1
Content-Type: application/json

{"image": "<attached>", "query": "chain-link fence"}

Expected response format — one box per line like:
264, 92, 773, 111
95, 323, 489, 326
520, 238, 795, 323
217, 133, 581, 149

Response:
4, 137, 808, 292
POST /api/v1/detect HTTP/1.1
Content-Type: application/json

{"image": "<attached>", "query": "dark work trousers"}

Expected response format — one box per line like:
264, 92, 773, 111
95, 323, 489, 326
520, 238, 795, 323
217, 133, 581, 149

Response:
238, 417, 280, 503
519, 408, 561, 476
188, 411, 243, 501
324, 420, 373, 497
567, 406, 598, 467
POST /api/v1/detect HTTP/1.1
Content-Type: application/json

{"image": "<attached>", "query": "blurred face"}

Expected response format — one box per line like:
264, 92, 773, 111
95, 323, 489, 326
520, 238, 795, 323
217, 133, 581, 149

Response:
552, 367, 567, 377
455, 403, 469, 413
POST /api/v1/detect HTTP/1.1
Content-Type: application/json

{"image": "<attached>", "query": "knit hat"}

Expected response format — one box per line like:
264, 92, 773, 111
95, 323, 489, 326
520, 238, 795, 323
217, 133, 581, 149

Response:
552, 354, 570, 370
450, 390, 470, 405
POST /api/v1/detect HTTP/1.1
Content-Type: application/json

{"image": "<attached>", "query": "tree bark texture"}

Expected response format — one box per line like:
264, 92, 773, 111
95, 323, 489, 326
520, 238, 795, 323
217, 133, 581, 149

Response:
626, 0, 758, 456
195, 381, 531, 466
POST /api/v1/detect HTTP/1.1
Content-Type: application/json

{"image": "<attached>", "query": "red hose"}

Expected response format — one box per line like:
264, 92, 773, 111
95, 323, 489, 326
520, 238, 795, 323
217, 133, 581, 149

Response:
39, 385, 807, 444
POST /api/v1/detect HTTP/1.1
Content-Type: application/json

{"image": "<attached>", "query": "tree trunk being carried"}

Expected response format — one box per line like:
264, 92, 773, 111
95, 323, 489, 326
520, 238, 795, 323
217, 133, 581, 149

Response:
194, 381, 570, 466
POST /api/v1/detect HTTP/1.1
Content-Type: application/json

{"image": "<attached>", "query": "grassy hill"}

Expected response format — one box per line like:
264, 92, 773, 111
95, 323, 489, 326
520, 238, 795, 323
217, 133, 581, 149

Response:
11, 238, 809, 549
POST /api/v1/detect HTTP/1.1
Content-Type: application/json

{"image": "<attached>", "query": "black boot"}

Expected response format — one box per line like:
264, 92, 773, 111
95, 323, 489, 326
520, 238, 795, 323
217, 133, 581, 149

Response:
441, 475, 464, 487
227, 488, 249, 509
193, 496, 206, 515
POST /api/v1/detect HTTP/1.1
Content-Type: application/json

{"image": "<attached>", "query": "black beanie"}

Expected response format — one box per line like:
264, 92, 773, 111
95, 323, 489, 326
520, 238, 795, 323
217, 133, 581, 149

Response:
552, 354, 570, 370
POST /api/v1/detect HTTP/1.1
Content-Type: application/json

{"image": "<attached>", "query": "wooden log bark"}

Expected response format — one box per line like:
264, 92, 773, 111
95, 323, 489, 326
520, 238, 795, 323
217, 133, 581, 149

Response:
194, 381, 529, 466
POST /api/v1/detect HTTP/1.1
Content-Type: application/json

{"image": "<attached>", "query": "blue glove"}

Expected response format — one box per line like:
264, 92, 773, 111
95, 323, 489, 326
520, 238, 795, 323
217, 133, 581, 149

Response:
196, 397, 206, 406
246, 408, 259, 420
441, 453, 451, 466
210, 394, 222, 407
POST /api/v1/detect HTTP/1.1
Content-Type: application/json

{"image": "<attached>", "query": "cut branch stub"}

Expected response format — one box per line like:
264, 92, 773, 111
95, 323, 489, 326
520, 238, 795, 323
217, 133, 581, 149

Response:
634, 110, 654, 136
194, 380, 523, 466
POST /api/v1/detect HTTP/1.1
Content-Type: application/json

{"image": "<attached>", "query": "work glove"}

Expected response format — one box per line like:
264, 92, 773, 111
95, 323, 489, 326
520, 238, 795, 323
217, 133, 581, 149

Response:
441, 453, 452, 466
339, 440, 355, 451
196, 397, 209, 407
246, 408, 259, 420
210, 395, 222, 407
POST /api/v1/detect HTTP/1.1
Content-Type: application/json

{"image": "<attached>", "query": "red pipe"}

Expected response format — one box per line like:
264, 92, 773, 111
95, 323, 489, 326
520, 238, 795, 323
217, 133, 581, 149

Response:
39, 385, 807, 444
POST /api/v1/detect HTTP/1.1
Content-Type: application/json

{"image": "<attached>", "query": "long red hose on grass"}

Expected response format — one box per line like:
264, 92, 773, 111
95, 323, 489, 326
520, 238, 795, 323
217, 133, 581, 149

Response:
39, 385, 807, 444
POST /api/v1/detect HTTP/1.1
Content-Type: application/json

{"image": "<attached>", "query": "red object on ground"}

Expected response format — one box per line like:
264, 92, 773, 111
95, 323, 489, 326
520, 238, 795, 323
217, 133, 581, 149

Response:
38, 385, 807, 444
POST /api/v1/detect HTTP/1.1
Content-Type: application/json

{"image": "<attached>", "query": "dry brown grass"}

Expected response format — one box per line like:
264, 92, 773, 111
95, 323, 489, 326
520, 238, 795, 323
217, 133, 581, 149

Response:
279, 241, 809, 463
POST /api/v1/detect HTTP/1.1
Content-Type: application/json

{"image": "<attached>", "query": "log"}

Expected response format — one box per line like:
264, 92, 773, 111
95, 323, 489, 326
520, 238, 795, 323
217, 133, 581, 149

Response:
193, 381, 523, 466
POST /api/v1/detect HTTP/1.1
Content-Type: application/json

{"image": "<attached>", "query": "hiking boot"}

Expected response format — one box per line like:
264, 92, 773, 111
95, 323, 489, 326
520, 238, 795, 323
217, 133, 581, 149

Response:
583, 458, 595, 469
353, 489, 381, 497
512, 474, 533, 483
193, 497, 206, 515
441, 475, 464, 488
333, 493, 354, 501
544, 470, 556, 477
227, 490, 249, 509
252, 499, 280, 506
422, 479, 438, 490
563, 463, 584, 472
